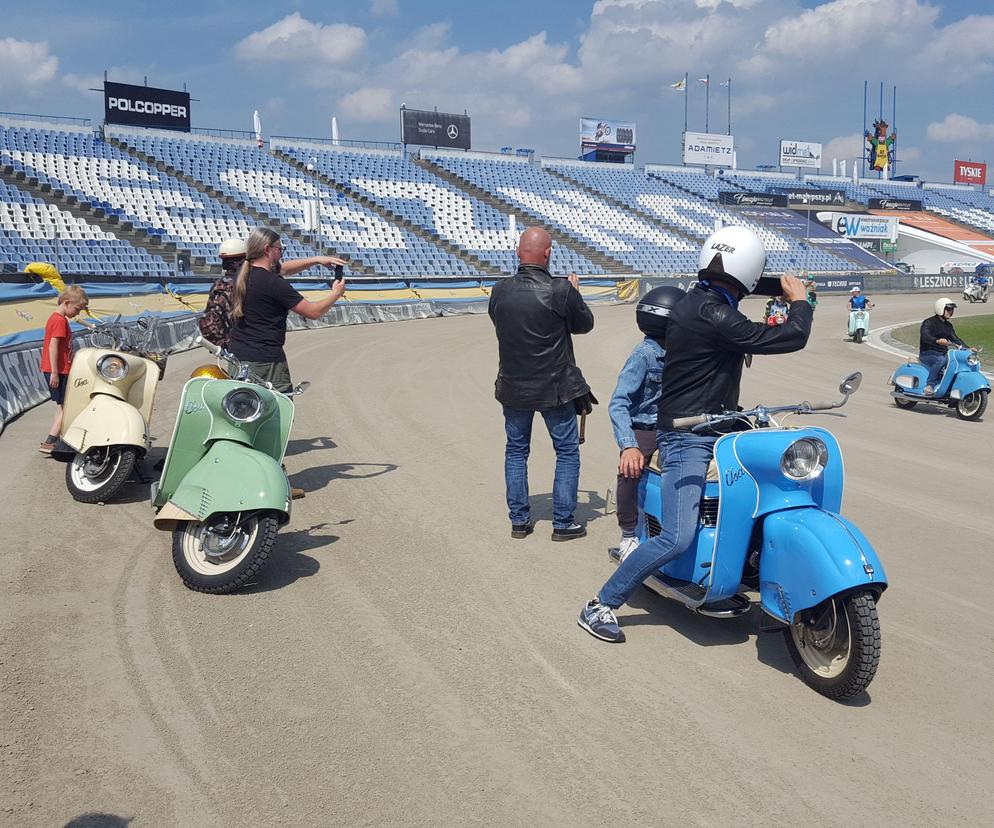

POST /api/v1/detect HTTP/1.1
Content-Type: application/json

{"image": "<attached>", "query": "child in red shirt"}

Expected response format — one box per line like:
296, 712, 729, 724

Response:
39, 285, 89, 453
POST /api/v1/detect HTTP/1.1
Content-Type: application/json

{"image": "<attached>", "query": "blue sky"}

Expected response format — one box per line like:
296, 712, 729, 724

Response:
2, 0, 993, 182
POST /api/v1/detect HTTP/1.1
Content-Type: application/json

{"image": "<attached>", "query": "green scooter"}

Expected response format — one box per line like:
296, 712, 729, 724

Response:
151, 339, 308, 593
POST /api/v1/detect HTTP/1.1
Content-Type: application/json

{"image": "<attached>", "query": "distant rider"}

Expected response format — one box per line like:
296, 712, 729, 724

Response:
919, 298, 970, 395
578, 226, 812, 643
848, 286, 872, 311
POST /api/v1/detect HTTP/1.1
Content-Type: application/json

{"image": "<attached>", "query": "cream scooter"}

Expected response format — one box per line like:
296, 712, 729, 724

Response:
53, 316, 167, 502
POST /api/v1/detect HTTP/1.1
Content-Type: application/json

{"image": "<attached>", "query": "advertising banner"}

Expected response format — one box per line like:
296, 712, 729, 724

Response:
953, 160, 987, 186
776, 187, 847, 207
718, 191, 788, 207
104, 81, 191, 131
683, 131, 734, 167
868, 197, 922, 212
779, 140, 822, 169
580, 118, 636, 152
401, 108, 471, 150
827, 213, 898, 240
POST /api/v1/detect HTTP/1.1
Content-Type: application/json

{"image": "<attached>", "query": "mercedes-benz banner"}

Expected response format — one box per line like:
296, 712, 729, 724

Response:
683, 132, 734, 167
104, 81, 191, 131
401, 108, 471, 150
580, 118, 636, 152
779, 139, 822, 169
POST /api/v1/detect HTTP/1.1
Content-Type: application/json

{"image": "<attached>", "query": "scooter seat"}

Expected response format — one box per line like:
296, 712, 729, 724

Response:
648, 451, 719, 481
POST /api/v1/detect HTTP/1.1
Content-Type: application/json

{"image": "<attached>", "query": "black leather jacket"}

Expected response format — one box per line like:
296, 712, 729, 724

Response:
657, 283, 813, 429
488, 265, 594, 410
919, 315, 965, 356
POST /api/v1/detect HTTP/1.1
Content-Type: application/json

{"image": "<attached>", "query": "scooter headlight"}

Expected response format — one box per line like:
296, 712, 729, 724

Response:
97, 354, 129, 382
781, 438, 829, 481
967, 354, 979, 367
222, 388, 263, 423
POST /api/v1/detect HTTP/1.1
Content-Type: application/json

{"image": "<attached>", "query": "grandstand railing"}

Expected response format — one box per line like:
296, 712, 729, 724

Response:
189, 126, 258, 141
271, 135, 402, 153
0, 111, 91, 127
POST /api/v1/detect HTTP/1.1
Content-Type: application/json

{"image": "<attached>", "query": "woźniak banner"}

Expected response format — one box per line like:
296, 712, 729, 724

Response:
718, 191, 788, 208
683, 132, 734, 167
104, 81, 191, 131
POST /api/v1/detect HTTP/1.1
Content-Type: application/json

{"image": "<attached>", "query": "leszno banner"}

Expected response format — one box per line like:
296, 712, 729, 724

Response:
104, 81, 191, 131
718, 191, 788, 207
779, 140, 822, 169
401, 108, 471, 150
954, 160, 987, 186
580, 118, 636, 152
683, 132, 734, 167
868, 197, 923, 212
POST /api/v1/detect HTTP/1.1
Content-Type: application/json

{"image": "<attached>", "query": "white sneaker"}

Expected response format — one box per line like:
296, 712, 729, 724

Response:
618, 536, 640, 563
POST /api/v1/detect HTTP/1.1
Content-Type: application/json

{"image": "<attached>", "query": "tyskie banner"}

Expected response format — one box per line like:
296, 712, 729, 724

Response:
953, 160, 987, 186
104, 81, 191, 131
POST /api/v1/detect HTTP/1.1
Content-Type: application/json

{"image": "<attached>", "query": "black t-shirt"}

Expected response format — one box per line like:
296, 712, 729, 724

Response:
227, 267, 305, 363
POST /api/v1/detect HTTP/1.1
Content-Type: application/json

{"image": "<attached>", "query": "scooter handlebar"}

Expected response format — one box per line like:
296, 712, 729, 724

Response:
671, 414, 710, 429
805, 401, 838, 411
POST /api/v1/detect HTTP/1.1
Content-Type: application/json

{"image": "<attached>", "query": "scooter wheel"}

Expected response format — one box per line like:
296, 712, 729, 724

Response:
956, 389, 988, 421
892, 387, 916, 410
65, 446, 138, 503
854, 328, 864, 344
172, 512, 279, 594
783, 591, 881, 700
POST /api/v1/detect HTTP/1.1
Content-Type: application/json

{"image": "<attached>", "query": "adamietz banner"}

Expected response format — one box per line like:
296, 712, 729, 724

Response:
401, 108, 471, 150
683, 132, 734, 167
868, 197, 923, 212
580, 118, 636, 152
953, 160, 987, 186
779, 139, 822, 169
718, 191, 788, 207
104, 81, 190, 131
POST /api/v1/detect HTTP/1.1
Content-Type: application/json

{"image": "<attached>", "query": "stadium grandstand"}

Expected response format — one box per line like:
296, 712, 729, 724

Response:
2, 112, 993, 279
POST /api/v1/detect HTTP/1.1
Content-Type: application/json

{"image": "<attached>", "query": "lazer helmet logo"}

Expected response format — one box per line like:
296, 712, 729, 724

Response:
710, 243, 736, 253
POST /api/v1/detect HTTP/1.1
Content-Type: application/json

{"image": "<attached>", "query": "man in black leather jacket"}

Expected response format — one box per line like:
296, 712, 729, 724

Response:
489, 226, 594, 541
579, 226, 812, 643
919, 298, 969, 394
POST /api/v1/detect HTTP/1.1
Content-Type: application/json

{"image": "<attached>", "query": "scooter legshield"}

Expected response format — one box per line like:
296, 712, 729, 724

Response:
760, 508, 887, 624
154, 441, 290, 531
62, 394, 148, 454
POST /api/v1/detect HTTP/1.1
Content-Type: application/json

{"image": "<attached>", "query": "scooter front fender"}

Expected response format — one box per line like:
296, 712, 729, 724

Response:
760, 508, 887, 624
153, 441, 290, 531
62, 394, 148, 454
950, 371, 991, 398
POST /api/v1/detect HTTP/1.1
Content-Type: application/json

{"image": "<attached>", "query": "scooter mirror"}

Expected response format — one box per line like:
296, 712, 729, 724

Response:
291, 381, 311, 397
839, 372, 863, 395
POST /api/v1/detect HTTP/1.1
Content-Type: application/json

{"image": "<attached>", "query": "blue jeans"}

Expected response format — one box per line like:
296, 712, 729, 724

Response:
920, 351, 947, 388
503, 403, 580, 529
599, 430, 718, 608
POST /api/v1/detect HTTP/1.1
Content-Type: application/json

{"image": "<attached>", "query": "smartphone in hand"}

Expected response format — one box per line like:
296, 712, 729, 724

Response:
333, 264, 344, 282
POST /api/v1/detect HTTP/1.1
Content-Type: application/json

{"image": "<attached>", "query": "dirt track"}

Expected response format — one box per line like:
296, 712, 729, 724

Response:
2, 293, 993, 826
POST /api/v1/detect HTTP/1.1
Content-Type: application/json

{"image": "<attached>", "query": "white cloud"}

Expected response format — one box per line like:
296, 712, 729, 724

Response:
822, 133, 865, 167
927, 114, 994, 143
370, 0, 399, 17
62, 66, 144, 95
340, 87, 395, 123
234, 13, 366, 65
0, 38, 58, 91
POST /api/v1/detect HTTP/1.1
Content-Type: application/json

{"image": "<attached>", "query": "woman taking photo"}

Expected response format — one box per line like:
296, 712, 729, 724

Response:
228, 226, 347, 393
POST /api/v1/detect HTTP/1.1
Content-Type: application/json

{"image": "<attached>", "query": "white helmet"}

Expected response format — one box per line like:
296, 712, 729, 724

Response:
934, 297, 956, 316
851, 286, 861, 293
219, 238, 247, 259
697, 226, 767, 295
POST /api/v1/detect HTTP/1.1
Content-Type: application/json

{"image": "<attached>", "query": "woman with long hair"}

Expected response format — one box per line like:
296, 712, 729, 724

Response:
227, 226, 347, 394
225, 228, 347, 500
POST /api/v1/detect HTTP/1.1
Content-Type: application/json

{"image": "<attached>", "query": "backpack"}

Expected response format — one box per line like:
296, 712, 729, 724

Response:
199, 276, 234, 347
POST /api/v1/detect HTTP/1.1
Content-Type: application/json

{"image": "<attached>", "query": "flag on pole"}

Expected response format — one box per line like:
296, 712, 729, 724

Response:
719, 80, 730, 87
698, 77, 709, 84
253, 110, 262, 148
671, 78, 686, 91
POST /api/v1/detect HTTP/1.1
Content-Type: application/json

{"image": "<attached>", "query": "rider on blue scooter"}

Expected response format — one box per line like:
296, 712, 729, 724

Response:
920, 298, 969, 395
579, 227, 813, 643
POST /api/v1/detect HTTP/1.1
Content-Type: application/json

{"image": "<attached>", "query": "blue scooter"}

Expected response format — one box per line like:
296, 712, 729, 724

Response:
612, 373, 887, 700
891, 347, 989, 421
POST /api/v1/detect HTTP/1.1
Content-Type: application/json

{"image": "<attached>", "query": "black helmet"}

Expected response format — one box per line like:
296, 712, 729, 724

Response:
636, 286, 685, 341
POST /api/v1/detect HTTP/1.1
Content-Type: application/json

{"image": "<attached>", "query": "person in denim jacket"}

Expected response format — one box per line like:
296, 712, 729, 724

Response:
608, 286, 686, 561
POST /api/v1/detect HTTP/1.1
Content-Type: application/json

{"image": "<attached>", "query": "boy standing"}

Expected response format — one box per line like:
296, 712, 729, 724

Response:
39, 285, 89, 453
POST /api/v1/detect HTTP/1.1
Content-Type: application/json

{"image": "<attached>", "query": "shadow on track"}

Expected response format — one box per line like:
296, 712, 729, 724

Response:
241, 523, 340, 593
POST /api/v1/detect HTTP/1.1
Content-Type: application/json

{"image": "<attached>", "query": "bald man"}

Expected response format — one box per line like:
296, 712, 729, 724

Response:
488, 227, 594, 541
